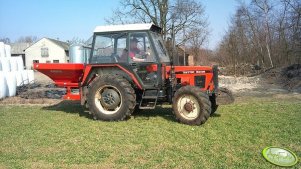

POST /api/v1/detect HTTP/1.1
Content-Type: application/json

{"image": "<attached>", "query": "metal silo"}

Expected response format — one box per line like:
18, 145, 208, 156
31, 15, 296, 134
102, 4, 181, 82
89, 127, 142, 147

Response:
70, 44, 85, 63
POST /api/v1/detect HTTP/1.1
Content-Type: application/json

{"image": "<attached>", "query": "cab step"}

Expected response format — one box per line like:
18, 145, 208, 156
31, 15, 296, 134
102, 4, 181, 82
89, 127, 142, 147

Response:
139, 89, 158, 109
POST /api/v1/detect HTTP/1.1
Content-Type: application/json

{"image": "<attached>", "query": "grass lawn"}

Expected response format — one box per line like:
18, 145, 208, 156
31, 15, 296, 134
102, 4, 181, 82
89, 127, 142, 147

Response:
0, 100, 300, 168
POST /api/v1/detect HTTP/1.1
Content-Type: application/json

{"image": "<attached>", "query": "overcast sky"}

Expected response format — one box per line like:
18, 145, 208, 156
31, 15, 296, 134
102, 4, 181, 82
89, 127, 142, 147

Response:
0, 0, 245, 49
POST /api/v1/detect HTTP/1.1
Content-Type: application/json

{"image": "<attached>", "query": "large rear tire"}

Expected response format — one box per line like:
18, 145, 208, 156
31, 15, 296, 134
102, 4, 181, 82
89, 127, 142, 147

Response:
87, 75, 136, 121
172, 86, 211, 125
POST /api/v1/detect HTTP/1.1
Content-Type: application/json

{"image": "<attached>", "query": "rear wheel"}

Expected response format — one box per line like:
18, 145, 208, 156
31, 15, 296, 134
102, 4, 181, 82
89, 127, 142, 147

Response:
87, 75, 136, 121
173, 86, 211, 125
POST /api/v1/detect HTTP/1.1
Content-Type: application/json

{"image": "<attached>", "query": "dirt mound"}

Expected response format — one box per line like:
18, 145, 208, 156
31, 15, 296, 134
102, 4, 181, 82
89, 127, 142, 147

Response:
262, 64, 301, 92
219, 75, 261, 91
219, 64, 301, 97
16, 83, 66, 99
219, 63, 263, 76
0, 82, 66, 105
281, 64, 301, 91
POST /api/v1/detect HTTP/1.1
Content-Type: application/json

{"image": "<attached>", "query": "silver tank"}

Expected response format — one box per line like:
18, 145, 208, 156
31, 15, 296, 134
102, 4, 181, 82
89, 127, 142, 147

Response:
69, 44, 90, 63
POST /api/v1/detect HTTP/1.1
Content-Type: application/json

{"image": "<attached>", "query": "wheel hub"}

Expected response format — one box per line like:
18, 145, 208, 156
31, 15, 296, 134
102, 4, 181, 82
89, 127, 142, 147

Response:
100, 89, 121, 109
184, 102, 194, 112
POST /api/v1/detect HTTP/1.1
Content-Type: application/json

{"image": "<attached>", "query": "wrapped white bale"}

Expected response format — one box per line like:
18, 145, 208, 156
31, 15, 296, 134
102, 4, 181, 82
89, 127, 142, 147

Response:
4, 44, 11, 58
0, 71, 6, 99
14, 71, 23, 87
0, 42, 5, 57
4, 72, 17, 97
10, 57, 18, 71
0, 58, 2, 71
16, 56, 24, 71
27, 70, 34, 84
0, 57, 11, 72
21, 70, 29, 85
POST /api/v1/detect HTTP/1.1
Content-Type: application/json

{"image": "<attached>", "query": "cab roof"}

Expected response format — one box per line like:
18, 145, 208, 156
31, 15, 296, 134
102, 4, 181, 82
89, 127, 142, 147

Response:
93, 23, 161, 33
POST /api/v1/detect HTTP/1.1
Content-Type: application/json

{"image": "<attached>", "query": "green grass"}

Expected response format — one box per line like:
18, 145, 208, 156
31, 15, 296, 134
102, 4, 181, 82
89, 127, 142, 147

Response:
0, 100, 300, 169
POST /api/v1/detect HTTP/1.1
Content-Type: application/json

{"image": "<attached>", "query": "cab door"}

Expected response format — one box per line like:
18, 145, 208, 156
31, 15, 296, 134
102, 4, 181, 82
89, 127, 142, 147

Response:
128, 32, 160, 88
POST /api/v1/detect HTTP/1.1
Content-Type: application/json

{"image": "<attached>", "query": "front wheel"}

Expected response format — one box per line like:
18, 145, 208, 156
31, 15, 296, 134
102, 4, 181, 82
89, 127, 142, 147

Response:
172, 86, 211, 125
87, 75, 136, 121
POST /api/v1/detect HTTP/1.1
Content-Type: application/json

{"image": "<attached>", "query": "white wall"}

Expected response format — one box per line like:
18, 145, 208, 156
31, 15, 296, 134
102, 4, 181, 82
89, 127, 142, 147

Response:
25, 38, 68, 69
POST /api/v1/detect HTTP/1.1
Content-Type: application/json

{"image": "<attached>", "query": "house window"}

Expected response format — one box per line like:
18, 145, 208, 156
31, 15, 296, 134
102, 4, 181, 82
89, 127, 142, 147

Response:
33, 60, 39, 63
53, 60, 59, 63
41, 47, 49, 57
46, 60, 51, 63
65, 51, 69, 57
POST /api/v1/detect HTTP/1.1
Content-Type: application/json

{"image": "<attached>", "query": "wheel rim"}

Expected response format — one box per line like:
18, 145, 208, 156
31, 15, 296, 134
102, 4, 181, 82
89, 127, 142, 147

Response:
94, 85, 122, 115
177, 94, 200, 120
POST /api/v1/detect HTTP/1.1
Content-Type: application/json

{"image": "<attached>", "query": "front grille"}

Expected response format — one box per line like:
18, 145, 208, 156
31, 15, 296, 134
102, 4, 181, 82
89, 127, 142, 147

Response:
195, 76, 206, 88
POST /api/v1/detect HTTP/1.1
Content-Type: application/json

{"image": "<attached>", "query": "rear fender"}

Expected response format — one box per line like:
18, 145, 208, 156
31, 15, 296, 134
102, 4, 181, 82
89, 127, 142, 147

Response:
81, 64, 142, 89
80, 64, 143, 106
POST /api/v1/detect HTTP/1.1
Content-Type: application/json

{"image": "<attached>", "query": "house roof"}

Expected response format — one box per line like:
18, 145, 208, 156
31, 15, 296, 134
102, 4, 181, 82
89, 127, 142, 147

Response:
94, 23, 160, 33
47, 38, 69, 51
11, 42, 33, 54
25, 37, 69, 51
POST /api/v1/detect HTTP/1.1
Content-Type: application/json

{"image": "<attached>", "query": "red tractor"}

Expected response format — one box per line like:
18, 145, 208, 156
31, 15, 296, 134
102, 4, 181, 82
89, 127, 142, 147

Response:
34, 23, 233, 125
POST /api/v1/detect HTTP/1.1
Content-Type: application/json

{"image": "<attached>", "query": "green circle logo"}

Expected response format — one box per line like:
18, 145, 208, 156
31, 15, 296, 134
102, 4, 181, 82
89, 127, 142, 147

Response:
262, 147, 298, 167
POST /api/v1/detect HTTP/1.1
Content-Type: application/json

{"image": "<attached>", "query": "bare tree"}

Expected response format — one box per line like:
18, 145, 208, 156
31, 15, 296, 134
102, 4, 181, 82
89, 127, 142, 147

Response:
0, 37, 11, 44
188, 28, 208, 64
106, 0, 169, 40
216, 0, 301, 74
252, 0, 274, 67
16, 36, 38, 43
68, 37, 88, 45
284, 0, 301, 64
106, 0, 209, 46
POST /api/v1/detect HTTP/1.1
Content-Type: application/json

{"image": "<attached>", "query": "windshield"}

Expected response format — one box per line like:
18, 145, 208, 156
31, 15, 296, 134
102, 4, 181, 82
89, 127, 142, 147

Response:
151, 32, 170, 63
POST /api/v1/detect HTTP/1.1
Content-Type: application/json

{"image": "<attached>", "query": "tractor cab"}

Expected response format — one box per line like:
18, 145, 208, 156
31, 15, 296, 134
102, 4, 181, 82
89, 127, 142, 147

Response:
90, 23, 170, 88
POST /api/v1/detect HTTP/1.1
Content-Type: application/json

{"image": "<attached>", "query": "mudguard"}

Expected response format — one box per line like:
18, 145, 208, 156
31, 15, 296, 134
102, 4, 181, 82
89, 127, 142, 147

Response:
216, 87, 235, 105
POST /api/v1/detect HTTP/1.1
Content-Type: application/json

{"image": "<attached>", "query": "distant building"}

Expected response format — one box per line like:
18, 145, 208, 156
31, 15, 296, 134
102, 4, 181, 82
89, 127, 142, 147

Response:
24, 38, 69, 69
11, 42, 33, 67
164, 40, 193, 66
188, 55, 195, 66
174, 46, 190, 66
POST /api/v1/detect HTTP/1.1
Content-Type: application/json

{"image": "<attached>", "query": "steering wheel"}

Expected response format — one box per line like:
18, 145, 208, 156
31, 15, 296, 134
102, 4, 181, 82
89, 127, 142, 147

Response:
141, 52, 150, 60
111, 53, 119, 63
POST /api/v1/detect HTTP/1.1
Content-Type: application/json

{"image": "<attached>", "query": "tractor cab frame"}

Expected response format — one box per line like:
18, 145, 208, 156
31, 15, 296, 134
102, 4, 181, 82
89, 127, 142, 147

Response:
89, 24, 169, 90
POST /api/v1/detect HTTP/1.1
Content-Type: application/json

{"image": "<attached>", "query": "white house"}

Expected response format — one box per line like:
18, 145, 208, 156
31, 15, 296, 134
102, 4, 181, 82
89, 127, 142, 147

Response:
25, 38, 69, 69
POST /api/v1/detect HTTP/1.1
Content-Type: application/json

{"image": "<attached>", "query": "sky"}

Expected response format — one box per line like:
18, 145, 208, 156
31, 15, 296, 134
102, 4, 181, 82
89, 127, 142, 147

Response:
0, 0, 243, 49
